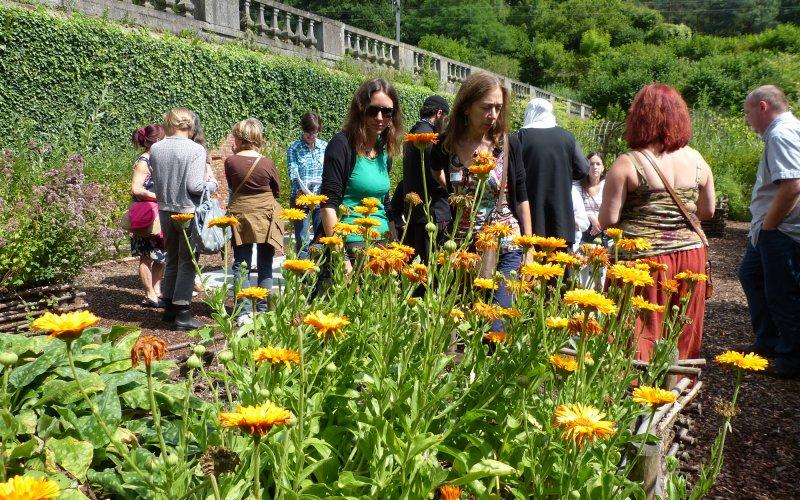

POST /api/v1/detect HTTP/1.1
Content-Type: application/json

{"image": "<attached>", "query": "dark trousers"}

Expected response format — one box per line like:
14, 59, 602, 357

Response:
159, 211, 198, 306
408, 220, 450, 264
738, 229, 800, 364
232, 243, 275, 315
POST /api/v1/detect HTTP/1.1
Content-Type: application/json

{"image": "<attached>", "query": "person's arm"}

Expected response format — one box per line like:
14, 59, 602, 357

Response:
287, 143, 300, 191
572, 185, 590, 233
694, 151, 716, 221
598, 154, 633, 228
572, 139, 589, 180
763, 179, 800, 229
131, 160, 156, 201
187, 148, 216, 194
762, 135, 800, 230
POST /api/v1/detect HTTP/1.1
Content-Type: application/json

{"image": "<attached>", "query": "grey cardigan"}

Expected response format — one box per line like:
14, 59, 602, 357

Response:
150, 136, 218, 213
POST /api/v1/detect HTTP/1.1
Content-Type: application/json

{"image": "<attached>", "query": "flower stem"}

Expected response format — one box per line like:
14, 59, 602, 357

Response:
209, 474, 222, 500
252, 435, 262, 500
293, 321, 307, 490
146, 365, 169, 460
0, 368, 9, 482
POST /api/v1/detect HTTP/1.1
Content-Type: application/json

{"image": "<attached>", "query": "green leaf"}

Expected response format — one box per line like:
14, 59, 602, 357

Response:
15, 409, 38, 435
9, 439, 37, 459
47, 436, 93, 480
450, 459, 517, 486
9, 343, 65, 390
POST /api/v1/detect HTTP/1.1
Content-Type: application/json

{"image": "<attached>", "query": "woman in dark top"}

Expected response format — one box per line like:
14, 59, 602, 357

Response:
320, 78, 402, 272
224, 118, 283, 325
429, 72, 533, 331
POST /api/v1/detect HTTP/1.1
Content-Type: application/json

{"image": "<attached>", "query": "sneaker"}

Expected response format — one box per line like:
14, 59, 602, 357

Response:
764, 356, 800, 379
237, 313, 254, 327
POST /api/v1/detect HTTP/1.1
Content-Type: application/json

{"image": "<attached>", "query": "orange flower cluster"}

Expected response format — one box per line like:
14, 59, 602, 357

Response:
303, 311, 350, 339
252, 347, 300, 368
567, 315, 602, 336
581, 244, 610, 267
475, 232, 498, 252
404, 132, 439, 147
389, 242, 415, 258
661, 279, 680, 294
472, 301, 519, 321
208, 215, 240, 228
468, 151, 496, 177
402, 264, 429, 285
333, 222, 359, 235
483, 331, 509, 344
365, 247, 410, 275
438, 250, 481, 270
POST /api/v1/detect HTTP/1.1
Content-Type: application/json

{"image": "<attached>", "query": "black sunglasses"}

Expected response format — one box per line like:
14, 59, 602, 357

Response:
365, 105, 395, 118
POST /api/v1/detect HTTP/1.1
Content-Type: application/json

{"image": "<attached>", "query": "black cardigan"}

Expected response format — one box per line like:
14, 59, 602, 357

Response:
320, 131, 393, 218
429, 133, 528, 224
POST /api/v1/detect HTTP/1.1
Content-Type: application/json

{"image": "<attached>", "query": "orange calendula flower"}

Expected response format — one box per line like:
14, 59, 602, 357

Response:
533, 236, 568, 251
208, 215, 239, 228
505, 278, 533, 294
546, 317, 569, 329
581, 244, 610, 267
219, 401, 293, 436
520, 262, 565, 280
563, 289, 617, 315
282, 259, 317, 273
354, 217, 381, 227
472, 302, 518, 321
170, 213, 194, 223
661, 279, 680, 294
402, 264, 428, 285
294, 193, 328, 207
608, 263, 655, 287
365, 248, 408, 275
482, 222, 513, 238
252, 347, 300, 368
130, 335, 167, 368
631, 296, 666, 313
449, 308, 465, 321
333, 222, 359, 235
549, 354, 578, 372
361, 197, 381, 209
637, 259, 669, 272
617, 238, 651, 252
236, 287, 269, 301
674, 270, 708, 282
475, 232, 498, 252
439, 250, 481, 270
405, 192, 423, 206
319, 235, 343, 247
389, 242, 415, 258
483, 331, 508, 343
568, 315, 602, 336
31, 311, 100, 341
715, 350, 768, 371
280, 208, 308, 221
405, 132, 439, 148
512, 235, 538, 248
554, 403, 616, 447
0, 475, 60, 499
303, 311, 350, 339
606, 228, 624, 240
632, 386, 677, 407
438, 484, 462, 500
353, 205, 377, 216
473, 278, 498, 291
548, 252, 583, 267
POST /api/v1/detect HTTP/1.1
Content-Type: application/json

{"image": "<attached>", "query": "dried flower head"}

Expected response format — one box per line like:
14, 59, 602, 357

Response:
31, 311, 100, 341
438, 250, 481, 270
404, 192, 423, 206
567, 315, 602, 337
200, 446, 240, 477
713, 399, 739, 418
130, 335, 167, 368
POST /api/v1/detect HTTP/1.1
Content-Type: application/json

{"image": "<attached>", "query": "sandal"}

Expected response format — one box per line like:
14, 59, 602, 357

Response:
141, 298, 165, 308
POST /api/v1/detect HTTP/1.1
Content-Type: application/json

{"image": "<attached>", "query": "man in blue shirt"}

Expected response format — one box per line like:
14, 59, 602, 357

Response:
739, 85, 800, 378
287, 112, 327, 258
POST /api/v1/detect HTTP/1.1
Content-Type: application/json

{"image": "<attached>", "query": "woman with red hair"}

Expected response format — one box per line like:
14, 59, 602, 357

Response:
600, 83, 716, 362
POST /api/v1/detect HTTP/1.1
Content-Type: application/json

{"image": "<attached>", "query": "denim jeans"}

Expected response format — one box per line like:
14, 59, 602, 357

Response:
291, 195, 321, 259
232, 243, 274, 316
738, 229, 800, 362
491, 249, 523, 332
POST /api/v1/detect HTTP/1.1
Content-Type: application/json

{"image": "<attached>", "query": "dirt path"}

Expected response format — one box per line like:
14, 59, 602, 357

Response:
75, 221, 799, 499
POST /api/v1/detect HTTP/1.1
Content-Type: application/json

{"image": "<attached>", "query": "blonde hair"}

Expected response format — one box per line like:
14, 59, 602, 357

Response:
232, 118, 265, 150
163, 108, 195, 135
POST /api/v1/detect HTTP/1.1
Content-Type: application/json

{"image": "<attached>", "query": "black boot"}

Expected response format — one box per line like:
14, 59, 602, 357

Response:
172, 305, 204, 331
161, 299, 177, 323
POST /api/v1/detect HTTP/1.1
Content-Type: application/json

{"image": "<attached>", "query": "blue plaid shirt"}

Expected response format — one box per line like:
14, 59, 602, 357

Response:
287, 136, 327, 198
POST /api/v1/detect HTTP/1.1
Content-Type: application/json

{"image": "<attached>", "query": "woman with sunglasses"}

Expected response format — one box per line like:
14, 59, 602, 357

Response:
320, 78, 403, 271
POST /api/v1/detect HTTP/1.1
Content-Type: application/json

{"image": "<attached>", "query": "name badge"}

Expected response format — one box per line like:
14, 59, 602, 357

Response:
450, 169, 463, 184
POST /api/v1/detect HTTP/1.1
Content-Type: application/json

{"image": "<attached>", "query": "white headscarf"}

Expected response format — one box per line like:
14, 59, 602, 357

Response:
522, 98, 557, 129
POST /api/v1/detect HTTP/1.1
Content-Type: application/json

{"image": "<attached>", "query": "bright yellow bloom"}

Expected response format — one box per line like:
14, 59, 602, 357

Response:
449, 308, 465, 321
236, 287, 269, 301
319, 235, 343, 247
354, 217, 381, 227
632, 386, 677, 407
252, 347, 300, 368
483, 331, 508, 343
548, 252, 583, 267
674, 271, 708, 282
405, 192, 423, 206
631, 296, 666, 313
208, 215, 239, 228
353, 205, 377, 216
563, 289, 617, 315
546, 317, 569, 329
170, 213, 194, 223
472, 302, 518, 321
361, 197, 381, 209
402, 264, 428, 285
294, 193, 328, 207
282, 259, 317, 273
333, 222, 359, 235
606, 228, 623, 240
130, 335, 167, 368
219, 402, 293, 436
482, 222, 513, 238
637, 259, 669, 272
512, 235, 538, 248
303, 311, 350, 339
405, 132, 439, 147
389, 242, 415, 258
617, 238, 651, 252
473, 278, 498, 291
608, 263, 655, 287
279, 208, 307, 221
532, 236, 568, 251
438, 484, 462, 500
520, 262, 565, 280
505, 278, 533, 294
0, 475, 60, 499
715, 350, 768, 371
661, 279, 679, 294
31, 311, 100, 341
549, 354, 577, 372
554, 403, 616, 447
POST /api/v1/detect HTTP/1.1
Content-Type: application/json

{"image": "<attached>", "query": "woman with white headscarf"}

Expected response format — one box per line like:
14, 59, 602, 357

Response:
514, 98, 589, 247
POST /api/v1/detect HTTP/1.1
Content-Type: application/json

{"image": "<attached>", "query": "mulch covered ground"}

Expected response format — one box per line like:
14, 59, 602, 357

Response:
76, 221, 800, 499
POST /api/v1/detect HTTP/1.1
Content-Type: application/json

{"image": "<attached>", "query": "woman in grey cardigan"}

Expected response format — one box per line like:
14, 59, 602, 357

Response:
150, 107, 218, 330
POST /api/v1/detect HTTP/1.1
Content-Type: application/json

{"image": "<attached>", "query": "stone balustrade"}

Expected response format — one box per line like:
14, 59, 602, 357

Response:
343, 27, 398, 68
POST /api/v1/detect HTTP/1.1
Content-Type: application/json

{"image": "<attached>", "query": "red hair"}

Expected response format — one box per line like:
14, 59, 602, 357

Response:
625, 83, 692, 153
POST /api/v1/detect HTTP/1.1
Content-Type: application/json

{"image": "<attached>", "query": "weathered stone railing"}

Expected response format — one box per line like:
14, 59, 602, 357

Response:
39, 0, 592, 117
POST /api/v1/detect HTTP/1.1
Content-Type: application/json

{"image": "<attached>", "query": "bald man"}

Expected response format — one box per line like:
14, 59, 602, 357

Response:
739, 84, 800, 378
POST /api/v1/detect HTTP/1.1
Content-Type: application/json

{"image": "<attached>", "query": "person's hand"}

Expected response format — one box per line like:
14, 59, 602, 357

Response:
344, 258, 353, 274
589, 225, 601, 236
523, 247, 536, 265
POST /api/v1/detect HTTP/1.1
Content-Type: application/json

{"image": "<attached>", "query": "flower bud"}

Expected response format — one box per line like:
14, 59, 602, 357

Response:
192, 344, 207, 356
218, 350, 234, 363
258, 388, 270, 399
425, 222, 437, 234
164, 452, 179, 467
0, 351, 18, 367
325, 362, 338, 373
186, 354, 202, 370
443, 240, 457, 252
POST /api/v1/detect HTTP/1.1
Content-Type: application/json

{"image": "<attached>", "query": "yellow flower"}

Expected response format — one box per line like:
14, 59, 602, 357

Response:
512, 235, 538, 248
130, 335, 167, 369
219, 401, 293, 436
31, 311, 100, 341
406, 297, 420, 307
294, 194, 328, 207
0, 475, 60, 500
252, 347, 300, 368
236, 287, 269, 301
608, 263, 655, 287
280, 208, 307, 221
715, 350, 768, 371
405, 132, 440, 148
353, 205, 377, 216
637, 259, 669, 272
354, 217, 381, 227
617, 238, 651, 252
482, 222, 513, 238
674, 270, 708, 282
404, 192, 423, 206
475, 232, 498, 252
606, 228, 623, 240
319, 235, 343, 247
563, 289, 617, 315
548, 252, 583, 267
303, 311, 350, 339
473, 278, 498, 291
438, 484, 462, 500
661, 279, 679, 294
472, 302, 518, 321
282, 259, 317, 274
438, 250, 481, 270
632, 386, 677, 407
549, 354, 578, 372
505, 278, 533, 294
554, 403, 616, 447
333, 222, 360, 235
582, 244, 610, 267
520, 262, 565, 280
468, 152, 496, 177
389, 242, 415, 258
449, 308, 465, 321
546, 317, 569, 329
631, 296, 666, 313
365, 248, 408, 275
361, 197, 381, 209
483, 331, 508, 344
532, 236, 568, 251
208, 215, 239, 228
402, 264, 428, 285
170, 213, 194, 223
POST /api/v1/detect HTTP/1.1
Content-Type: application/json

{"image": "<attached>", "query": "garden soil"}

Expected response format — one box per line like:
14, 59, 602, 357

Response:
76, 221, 800, 499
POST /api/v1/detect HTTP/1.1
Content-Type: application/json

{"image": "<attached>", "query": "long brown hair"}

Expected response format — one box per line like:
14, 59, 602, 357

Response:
443, 72, 510, 154
342, 79, 403, 159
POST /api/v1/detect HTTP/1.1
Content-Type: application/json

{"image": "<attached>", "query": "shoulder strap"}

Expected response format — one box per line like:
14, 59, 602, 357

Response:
638, 150, 708, 247
497, 134, 509, 207
233, 155, 261, 197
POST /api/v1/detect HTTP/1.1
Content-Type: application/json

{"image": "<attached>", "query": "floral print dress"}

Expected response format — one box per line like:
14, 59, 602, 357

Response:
130, 155, 166, 263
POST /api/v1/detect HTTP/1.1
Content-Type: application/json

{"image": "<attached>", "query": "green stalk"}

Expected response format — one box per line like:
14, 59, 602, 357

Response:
293, 324, 307, 491
0, 367, 10, 481
146, 364, 170, 463
180, 368, 194, 458
209, 474, 222, 500
252, 435, 262, 500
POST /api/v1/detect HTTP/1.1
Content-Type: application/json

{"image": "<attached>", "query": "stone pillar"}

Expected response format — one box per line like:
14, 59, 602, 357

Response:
397, 44, 415, 74
320, 19, 344, 59
201, 0, 240, 32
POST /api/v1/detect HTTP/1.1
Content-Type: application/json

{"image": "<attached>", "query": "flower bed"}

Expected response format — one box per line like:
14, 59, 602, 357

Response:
0, 284, 87, 334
